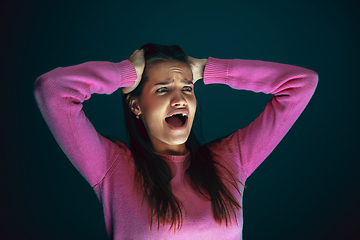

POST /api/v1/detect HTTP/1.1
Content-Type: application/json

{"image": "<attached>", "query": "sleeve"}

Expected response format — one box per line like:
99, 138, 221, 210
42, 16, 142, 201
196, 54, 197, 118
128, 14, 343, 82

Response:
203, 57, 318, 180
33, 60, 137, 187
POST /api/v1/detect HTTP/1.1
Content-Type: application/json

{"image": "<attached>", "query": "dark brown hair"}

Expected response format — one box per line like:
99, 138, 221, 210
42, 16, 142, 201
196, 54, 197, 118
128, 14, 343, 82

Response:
119, 43, 244, 233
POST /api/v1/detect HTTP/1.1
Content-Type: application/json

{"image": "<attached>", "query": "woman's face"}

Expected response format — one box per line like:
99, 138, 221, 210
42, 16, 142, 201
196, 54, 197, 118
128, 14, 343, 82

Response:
131, 61, 196, 154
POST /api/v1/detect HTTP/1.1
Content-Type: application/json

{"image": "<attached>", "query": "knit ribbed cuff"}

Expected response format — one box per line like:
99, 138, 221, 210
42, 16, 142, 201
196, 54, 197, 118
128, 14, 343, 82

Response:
113, 60, 137, 88
203, 57, 230, 85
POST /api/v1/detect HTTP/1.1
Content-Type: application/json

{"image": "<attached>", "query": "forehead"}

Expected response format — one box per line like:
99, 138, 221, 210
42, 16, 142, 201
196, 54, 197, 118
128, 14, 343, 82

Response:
146, 61, 192, 81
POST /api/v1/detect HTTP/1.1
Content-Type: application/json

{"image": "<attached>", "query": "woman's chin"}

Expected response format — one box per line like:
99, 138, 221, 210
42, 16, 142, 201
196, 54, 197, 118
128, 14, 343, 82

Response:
163, 134, 189, 146
147, 120, 193, 150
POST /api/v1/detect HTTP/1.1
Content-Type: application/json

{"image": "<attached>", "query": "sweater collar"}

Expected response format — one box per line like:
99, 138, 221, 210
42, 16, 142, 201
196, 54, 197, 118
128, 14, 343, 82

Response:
154, 151, 190, 163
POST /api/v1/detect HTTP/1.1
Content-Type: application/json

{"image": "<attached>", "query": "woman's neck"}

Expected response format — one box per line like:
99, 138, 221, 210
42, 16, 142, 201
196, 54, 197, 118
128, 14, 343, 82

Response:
151, 140, 188, 156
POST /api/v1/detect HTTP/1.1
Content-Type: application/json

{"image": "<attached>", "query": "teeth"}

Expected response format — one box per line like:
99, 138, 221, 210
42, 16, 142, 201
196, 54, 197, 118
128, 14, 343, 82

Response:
167, 113, 187, 118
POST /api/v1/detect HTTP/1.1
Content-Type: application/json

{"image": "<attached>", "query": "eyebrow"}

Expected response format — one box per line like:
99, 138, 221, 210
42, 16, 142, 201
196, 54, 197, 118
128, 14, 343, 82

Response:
154, 79, 193, 86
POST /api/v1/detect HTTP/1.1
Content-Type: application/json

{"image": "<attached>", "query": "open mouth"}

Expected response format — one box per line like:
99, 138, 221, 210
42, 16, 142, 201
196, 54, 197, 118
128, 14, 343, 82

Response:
165, 114, 188, 129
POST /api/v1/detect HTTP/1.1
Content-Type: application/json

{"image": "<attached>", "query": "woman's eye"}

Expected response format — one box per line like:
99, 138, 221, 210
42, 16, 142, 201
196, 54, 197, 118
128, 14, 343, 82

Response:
155, 87, 168, 93
183, 86, 193, 92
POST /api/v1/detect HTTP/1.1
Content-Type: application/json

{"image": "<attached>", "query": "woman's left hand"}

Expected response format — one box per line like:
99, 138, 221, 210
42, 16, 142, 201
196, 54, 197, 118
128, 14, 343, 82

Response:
188, 56, 207, 84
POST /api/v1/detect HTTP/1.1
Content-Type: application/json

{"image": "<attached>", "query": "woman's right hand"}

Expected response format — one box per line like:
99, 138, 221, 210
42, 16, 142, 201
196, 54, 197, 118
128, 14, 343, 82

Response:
122, 49, 145, 94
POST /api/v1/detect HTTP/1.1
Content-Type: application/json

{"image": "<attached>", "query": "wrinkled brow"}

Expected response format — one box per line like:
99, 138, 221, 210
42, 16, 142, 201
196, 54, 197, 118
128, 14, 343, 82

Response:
154, 80, 193, 86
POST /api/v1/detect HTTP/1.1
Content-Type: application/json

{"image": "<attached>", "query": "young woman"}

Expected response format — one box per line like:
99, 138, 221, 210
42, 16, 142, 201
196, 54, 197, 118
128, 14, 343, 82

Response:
34, 43, 318, 239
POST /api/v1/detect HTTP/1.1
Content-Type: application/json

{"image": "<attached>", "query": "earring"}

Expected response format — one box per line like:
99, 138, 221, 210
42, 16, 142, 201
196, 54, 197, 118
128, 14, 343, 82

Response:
136, 115, 139, 119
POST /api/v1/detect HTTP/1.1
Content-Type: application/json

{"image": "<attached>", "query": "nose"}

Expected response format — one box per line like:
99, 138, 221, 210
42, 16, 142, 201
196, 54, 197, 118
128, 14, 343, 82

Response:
170, 92, 187, 107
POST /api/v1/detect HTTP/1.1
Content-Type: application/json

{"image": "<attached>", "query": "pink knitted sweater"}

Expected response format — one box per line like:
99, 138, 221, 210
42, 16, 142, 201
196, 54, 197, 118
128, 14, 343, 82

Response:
34, 57, 318, 239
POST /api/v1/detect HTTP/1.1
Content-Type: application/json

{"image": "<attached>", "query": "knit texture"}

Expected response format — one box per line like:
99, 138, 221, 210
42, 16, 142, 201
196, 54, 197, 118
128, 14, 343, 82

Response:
34, 57, 318, 239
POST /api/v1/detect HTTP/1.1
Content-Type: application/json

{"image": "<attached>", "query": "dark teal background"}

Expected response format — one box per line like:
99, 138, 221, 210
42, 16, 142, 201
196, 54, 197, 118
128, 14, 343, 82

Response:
1, 0, 359, 239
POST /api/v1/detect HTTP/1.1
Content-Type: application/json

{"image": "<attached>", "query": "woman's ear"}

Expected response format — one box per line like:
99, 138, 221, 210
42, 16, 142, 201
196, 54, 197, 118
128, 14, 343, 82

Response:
129, 96, 142, 116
